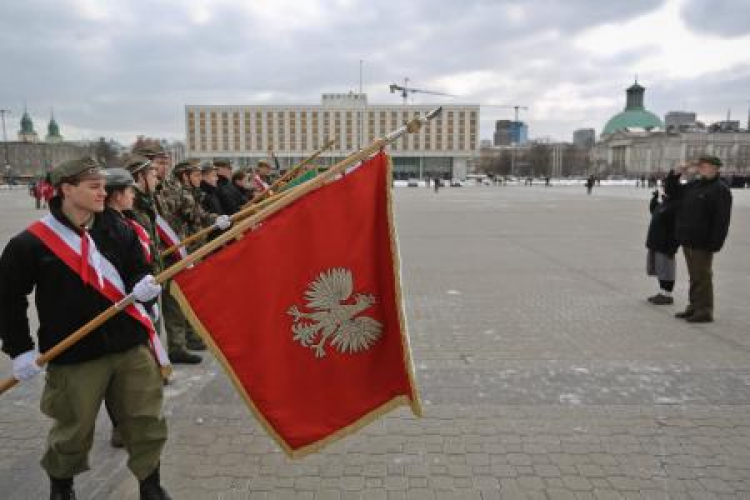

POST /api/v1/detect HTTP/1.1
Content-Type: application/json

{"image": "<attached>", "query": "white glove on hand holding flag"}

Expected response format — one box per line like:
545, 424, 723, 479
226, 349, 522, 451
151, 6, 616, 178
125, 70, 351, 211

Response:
13, 350, 42, 381
215, 215, 232, 230
132, 275, 161, 303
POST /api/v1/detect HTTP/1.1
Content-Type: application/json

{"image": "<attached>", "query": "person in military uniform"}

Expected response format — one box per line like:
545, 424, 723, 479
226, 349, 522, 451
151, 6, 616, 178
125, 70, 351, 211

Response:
214, 158, 246, 215
251, 160, 273, 193
199, 162, 224, 216
121, 155, 162, 272
165, 159, 231, 353
231, 168, 253, 203
169, 159, 231, 246
124, 155, 204, 364
0, 157, 171, 500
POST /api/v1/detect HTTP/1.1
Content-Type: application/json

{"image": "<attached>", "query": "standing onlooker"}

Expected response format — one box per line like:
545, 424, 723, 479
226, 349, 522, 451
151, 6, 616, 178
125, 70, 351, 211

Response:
645, 171, 681, 305
673, 156, 733, 323
30, 178, 42, 209
585, 175, 595, 195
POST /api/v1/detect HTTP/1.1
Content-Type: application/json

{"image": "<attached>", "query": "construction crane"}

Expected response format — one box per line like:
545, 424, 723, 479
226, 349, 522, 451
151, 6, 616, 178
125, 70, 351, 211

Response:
483, 104, 529, 129
389, 78, 455, 105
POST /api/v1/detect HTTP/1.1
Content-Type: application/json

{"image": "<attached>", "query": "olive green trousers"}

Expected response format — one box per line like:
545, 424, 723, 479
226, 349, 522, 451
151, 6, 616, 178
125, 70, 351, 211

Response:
40, 345, 167, 480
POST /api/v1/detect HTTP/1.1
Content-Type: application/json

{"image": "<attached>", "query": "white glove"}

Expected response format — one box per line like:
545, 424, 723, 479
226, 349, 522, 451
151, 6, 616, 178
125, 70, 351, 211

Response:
132, 275, 162, 303
13, 350, 42, 381
215, 215, 232, 230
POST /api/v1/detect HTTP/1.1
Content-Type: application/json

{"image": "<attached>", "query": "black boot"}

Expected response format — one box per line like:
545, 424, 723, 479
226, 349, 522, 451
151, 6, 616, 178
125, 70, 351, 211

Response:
50, 476, 76, 500
139, 466, 172, 500
168, 349, 202, 364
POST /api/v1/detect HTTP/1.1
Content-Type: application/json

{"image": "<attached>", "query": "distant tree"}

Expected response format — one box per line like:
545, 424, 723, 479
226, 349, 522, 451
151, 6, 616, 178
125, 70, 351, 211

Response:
94, 137, 120, 166
528, 143, 551, 177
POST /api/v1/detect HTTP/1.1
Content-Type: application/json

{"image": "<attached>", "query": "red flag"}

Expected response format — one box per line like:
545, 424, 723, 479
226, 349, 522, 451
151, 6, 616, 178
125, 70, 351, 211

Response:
173, 151, 421, 457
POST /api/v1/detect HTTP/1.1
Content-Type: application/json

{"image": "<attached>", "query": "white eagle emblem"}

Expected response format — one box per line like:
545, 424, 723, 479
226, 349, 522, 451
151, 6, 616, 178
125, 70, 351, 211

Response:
287, 268, 383, 358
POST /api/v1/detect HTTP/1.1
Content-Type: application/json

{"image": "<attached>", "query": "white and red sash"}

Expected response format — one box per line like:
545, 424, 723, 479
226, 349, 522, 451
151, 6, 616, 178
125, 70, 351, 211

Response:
27, 215, 170, 370
126, 219, 152, 263
252, 174, 270, 193
155, 214, 187, 260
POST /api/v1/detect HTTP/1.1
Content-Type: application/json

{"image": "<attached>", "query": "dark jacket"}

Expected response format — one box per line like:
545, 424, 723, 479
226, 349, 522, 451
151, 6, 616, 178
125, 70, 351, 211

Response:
646, 194, 680, 255
216, 176, 246, 215
646, 171, 681, 255
674, 175, 732, 252
199, 182, 224, 216
0, 199, 151, 364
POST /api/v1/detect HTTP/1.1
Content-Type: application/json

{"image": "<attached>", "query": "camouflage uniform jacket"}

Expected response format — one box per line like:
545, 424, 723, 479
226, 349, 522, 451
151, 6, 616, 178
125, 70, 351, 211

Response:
160, 181, 217, 250
127, 188, 164, 273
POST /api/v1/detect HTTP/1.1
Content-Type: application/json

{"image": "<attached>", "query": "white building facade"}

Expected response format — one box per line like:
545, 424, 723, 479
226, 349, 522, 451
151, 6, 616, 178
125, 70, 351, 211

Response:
592, 130, 750, 175
185, 93, 479, 180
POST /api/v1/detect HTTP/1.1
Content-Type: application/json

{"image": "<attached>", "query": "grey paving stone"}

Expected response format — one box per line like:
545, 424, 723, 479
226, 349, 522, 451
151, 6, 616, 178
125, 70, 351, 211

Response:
2, 187, 750, 498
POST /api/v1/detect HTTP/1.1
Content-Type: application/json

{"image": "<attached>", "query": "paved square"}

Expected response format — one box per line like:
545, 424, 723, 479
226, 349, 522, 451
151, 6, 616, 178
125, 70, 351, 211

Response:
1, 184, 750, 499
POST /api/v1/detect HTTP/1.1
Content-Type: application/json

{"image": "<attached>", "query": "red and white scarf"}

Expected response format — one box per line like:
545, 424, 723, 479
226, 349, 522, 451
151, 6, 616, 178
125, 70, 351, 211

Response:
155, 214, 187, 260
126, 218, 152, 263
252, 174, 270, 193
27, 214, 170, 369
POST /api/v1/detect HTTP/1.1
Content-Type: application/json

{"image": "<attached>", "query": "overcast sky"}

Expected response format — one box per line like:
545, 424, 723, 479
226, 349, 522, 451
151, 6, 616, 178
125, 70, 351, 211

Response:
1, 0, 749, 146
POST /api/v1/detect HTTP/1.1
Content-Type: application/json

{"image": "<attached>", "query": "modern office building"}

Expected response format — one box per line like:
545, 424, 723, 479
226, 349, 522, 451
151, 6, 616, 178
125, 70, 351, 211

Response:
185, 93, 480, 180
573, 128, 596, 148
493, 120, 527, 146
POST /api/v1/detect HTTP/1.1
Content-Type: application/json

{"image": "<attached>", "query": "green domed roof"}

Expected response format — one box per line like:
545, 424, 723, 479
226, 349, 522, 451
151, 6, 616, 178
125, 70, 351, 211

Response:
20, 110, 35, 134
48, 116, 61, 137
603, 109, 663, 135
602, 81, 663, 135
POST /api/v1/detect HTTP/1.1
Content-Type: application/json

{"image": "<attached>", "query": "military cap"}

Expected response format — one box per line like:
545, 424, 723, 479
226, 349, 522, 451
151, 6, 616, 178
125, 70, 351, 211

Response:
213, 158, 232, 168
104, 168, 136, 188
698, 155, 722, 168
121, 154, 153, 175
173, 158, 202, 177
201, 162, 218, 173
133, 142, 166, 158
50, 156, 104, 186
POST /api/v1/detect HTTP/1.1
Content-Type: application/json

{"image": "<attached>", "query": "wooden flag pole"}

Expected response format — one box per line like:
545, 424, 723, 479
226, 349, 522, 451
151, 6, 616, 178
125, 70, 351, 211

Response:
241, 138, 336, 208
160, 190, 287, 258
0, 108, 442, 396
160, 139, 336, 258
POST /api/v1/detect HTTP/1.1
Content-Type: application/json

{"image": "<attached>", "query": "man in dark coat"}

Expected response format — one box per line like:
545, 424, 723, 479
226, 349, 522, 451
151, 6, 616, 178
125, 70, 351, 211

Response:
673, 155, 732, 323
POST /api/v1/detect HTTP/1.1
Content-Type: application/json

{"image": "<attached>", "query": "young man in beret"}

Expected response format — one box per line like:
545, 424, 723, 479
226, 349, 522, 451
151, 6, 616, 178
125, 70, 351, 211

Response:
673, 155, 733, 323
0, 157, 172, 499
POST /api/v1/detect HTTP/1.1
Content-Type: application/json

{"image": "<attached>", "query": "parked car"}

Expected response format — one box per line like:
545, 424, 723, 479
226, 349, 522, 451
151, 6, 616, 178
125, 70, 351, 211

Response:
407, 178, 420, 187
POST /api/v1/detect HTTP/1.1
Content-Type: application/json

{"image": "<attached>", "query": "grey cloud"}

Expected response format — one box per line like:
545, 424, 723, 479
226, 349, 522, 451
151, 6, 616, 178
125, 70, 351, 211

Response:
0, 0, 722, 144
681, 0, 750, 37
